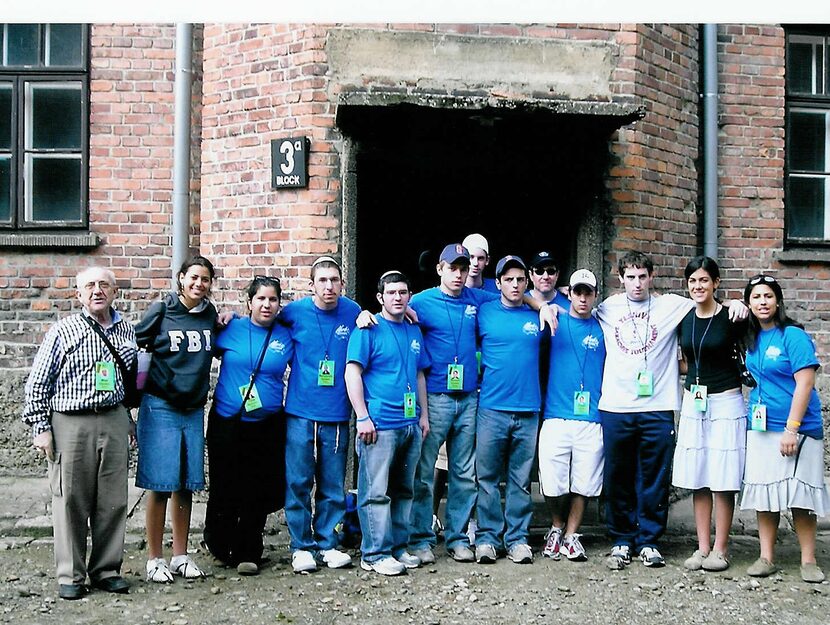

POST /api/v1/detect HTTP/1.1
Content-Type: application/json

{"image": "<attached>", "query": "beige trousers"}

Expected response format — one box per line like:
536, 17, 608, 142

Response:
49, 407, 129, 585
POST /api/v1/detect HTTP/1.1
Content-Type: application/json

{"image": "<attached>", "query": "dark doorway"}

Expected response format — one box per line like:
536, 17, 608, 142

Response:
338, 103, 620, 307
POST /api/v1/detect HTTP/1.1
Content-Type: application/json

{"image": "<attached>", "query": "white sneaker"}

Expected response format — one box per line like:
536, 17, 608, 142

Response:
291, 550, 318, 573
320, 548, 352, 569
360, 556, 406, 576
466, 518, 478, 546
146, 557, 174, 583
411, 546, 436, 564
507, 543, 533, 564
170, 554, 205, 579
542, 526, 563, 559
639, 546, 665, 568
395, 551, 421, 569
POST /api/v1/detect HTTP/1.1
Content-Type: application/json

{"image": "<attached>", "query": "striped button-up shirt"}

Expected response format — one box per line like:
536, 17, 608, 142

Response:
23, 309, 137, 436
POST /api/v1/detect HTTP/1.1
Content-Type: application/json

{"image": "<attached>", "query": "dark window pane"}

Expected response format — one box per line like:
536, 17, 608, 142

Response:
0, 84, 11, 150
789, 111, 826, 172
30, 83, 82, 150
818, 41, 825, 94
29, 156, 82, 222
0, 157, 10, 223
6, 24, 40, 67
47, 24, 83, 67
788, 176, 825, 238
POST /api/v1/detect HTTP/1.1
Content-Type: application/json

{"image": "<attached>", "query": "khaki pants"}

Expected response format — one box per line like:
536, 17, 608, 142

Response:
49, 407, 129, 585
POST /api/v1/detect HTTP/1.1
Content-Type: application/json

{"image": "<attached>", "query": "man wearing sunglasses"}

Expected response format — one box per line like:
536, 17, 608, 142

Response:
528, 252, 570, 310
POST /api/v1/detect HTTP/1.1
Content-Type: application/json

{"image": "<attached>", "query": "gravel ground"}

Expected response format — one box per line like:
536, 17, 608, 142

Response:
2, 525, 828, 625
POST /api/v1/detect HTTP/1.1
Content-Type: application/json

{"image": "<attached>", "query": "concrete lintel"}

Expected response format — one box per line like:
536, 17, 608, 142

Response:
335, 90, 645, 124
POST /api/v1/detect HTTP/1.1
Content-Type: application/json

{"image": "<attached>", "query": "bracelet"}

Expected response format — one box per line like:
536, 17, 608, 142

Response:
356, 416, 370, 423
784, 427, 799, 436
786, 419, 802, 430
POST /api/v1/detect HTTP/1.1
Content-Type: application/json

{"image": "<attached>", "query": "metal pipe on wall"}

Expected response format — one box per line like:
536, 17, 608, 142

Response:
702, 23, 719, 260
171, 23, 193, 283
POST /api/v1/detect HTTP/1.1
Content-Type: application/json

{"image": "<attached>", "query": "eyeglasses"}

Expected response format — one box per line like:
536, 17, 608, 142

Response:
532, 267, 558, 276
81, 281, 114, 292
749, 275, 776, 286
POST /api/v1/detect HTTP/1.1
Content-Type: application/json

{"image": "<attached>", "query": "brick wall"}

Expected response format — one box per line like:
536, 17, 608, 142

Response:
0, 24, 202, 472
604, 24, 701, 294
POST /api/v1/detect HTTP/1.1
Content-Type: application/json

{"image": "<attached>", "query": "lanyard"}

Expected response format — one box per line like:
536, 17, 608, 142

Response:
314, 305, 337, 360
442, 295, 464, 364
625, 295, 652, 369
691, 309, 716, 386
386, 319, 413, 392
754, 328, 779, 404
566, 315, 600, 391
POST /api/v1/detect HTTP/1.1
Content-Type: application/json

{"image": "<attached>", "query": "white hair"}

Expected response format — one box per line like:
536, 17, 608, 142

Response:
76, 266, 117, 290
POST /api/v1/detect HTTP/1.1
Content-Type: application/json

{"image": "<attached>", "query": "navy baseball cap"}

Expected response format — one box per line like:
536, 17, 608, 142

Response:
495, 255, 527, 278
530, 251, 558, 269
439, 244, 471, 265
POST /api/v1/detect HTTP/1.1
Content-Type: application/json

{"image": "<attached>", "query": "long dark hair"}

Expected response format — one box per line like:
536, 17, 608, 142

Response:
742, 274, 802, 348
247, 276, 282, 302
684, 255, 721, 281
177, 255, 216, 294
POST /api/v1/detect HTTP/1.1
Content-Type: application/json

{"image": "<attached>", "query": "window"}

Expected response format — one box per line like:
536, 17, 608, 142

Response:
786, 30, 830, 244
0, 24, 87, 230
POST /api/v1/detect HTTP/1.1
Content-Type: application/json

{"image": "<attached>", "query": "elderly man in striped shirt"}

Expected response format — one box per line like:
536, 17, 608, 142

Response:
23, 267, 136, 600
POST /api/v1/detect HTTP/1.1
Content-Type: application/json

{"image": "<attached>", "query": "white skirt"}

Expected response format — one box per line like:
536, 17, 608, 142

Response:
671, 388, 746, 491
740, 430, 830, 516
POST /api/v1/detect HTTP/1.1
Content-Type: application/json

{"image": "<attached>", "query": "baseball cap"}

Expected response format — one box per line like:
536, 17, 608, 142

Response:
439, 243, 471, 265
462, 233, 489, 255
569, 269, 598, 290
530, 251, 558, 269
495, 255, 527, 278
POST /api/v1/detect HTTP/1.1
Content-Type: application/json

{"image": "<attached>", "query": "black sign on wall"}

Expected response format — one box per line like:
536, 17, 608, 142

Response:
271, 136, 309, 189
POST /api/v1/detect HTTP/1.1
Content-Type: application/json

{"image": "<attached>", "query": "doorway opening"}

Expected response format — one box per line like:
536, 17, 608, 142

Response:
338, 103, 626, 306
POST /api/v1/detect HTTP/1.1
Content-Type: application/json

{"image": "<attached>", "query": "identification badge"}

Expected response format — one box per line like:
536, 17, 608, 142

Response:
750, 403, 767, 431
318, 359, 335, 387
404, 392, 417, 418
691, 384, 708, 412
95, 361, 116, 391
239, 383, 263, 412
573, 391, 590, 416
476, 351, 482, 376
636, 370, 653, 397
447, 364, 464, 391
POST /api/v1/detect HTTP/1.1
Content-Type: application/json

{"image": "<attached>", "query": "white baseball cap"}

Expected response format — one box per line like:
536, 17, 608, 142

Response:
569, 269, 597, 290
462, 233, 489, 255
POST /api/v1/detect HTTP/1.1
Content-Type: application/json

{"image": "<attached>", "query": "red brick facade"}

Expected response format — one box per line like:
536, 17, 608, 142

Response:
2, 22, 827, 470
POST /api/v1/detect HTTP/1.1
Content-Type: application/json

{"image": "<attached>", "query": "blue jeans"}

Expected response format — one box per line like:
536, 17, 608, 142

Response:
410, 392, 478, 551
475, 408, 538, 549
600, 410, 675, 551
357, 424, 421, 563
284, 415, 349, 552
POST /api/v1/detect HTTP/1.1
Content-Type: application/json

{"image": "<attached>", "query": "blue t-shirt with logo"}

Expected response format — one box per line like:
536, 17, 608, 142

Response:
347, 317, 431, 430
282, 296, 361, 423
214, 317, 294, 422
410, 286, 499, 394
477, 300, 545, 412
747, 325, 822, 439
543, 314, 605, 423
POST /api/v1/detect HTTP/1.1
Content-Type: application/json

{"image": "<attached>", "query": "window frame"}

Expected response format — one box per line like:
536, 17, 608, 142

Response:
785, 27, 830, 247
0, 24, 89, 232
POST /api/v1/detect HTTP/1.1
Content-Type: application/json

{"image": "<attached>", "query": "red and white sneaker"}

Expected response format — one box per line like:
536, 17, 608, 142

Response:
542, 526, 563, 560
561, 533, 587, 562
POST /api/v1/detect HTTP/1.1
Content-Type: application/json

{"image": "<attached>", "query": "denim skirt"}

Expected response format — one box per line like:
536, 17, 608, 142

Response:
136, 393, 206, 492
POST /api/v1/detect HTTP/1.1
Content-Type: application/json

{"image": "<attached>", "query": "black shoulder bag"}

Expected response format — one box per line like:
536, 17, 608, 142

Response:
82, 314, 141, 408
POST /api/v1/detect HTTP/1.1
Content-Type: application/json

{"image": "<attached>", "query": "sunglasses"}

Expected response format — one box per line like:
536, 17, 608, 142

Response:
749, 275, 776, 286
532, 267, 558, 276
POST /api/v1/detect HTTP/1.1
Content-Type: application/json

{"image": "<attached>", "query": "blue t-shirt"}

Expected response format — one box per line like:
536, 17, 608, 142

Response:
477, 300, 545, 412
346, 317, 430, 430
747, 325, 822, 439
214, 317, 294, 422
543, 314, 605, 423
410, 286, 499, 394
281, 296, 361, 423
481, 278, 500, 294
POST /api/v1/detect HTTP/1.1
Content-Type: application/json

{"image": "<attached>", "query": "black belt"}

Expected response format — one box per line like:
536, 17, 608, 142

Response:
62, 403, 122, 415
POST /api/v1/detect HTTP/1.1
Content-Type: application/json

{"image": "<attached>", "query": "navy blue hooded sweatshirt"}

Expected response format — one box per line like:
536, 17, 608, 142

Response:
135, 291, 218, 412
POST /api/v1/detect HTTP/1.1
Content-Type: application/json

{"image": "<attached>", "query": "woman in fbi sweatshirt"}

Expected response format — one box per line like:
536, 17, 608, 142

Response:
135, 255, 218, 583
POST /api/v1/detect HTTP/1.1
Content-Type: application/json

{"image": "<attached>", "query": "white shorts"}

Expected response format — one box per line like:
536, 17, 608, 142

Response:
537, 418, 604, 498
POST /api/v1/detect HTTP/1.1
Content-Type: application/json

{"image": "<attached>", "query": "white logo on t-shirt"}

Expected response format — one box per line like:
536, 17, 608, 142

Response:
582, 334, 601, 351
464, 305, 477, 318
335, 325, 351, 340
522, 322, 539, 336
410, 339, 421, 354
765, 345, 782, 361
269, 339, 287, 354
